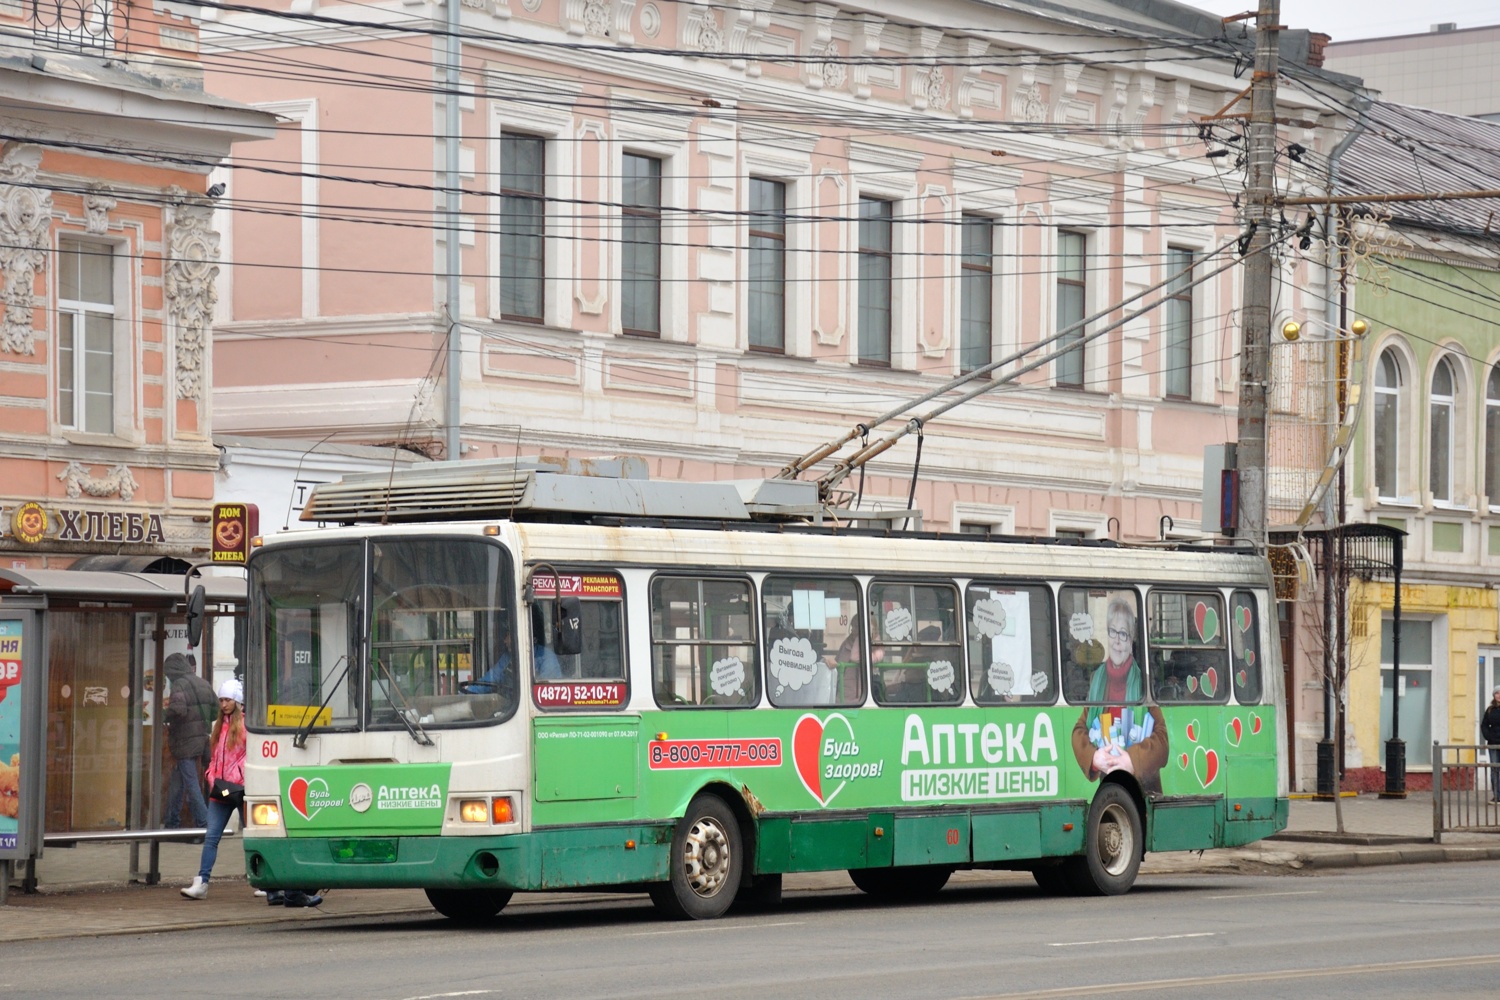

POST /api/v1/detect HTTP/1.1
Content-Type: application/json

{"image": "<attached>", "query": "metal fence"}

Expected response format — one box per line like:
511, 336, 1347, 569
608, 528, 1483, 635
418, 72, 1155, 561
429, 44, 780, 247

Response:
1433, 744, 1500, 843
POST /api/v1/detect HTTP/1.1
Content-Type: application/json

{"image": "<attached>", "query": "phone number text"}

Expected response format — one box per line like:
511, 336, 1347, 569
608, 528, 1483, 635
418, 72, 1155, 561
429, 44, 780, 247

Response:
647, 738, 783, 769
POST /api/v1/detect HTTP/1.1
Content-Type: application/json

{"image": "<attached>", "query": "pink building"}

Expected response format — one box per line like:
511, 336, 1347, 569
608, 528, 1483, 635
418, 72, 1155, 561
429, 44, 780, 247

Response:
202, 1, 1359, 543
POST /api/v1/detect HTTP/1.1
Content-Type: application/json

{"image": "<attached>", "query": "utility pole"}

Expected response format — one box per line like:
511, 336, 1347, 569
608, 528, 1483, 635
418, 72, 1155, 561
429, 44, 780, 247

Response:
444, 0, 463, 462
1236, 0, 1281, 553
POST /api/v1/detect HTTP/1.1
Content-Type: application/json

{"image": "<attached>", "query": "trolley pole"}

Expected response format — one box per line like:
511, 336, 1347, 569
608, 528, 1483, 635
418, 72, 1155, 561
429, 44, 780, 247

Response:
1235, 0, 1281, 554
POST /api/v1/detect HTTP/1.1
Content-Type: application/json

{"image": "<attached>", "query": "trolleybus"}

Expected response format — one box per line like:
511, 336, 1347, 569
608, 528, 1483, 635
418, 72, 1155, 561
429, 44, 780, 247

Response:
238, 463, 1287, 921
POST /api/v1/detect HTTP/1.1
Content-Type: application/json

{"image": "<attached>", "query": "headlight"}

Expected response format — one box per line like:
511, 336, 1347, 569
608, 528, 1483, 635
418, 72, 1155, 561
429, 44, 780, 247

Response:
250, 802, 281, 827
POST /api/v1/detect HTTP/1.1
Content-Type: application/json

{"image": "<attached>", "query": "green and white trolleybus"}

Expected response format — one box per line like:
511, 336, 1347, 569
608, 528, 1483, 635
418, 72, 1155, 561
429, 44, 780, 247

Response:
240, 461, 1288, 921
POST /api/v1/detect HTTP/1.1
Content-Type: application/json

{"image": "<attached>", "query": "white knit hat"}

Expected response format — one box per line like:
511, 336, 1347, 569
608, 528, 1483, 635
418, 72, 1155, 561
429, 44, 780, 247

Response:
217, 678, 244, 704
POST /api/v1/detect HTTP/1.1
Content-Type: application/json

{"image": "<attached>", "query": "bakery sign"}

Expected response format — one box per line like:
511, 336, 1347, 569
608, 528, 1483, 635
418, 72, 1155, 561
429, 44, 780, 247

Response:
8, 502, 166, 545
211, 503, 258, 563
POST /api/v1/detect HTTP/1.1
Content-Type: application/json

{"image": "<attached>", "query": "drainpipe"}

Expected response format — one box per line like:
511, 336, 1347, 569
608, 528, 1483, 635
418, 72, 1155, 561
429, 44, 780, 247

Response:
444, 0, 463, 461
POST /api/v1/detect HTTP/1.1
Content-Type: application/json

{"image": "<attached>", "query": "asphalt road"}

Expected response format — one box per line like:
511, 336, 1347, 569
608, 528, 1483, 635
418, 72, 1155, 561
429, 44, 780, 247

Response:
8, 864, 1500, 999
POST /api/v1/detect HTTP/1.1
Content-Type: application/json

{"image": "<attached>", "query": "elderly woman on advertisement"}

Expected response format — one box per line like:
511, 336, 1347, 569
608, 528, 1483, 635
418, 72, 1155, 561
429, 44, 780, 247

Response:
1070, 598, 1169, 795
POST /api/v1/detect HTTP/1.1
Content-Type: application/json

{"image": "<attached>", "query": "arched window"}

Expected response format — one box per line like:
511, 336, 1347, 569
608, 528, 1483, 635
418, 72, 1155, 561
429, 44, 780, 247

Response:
1486, 366, 1500, 506
1430, 356, 1455, 503
1374, 349, 1402, 500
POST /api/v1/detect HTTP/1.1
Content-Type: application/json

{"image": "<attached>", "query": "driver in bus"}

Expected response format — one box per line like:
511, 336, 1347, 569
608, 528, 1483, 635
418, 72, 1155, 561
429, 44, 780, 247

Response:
461, 621, 563, 694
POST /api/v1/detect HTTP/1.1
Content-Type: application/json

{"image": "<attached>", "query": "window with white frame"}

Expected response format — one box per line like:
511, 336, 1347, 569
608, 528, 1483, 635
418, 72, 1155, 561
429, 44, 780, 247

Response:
748, 178, 786, 352
858, 196, 893, 365
499, 133, 546, 323
1163, 247, 1194, 399
1055, 230, 1086, 387
1486, 365, 1500, 506
1430, 355, 1456, 503
1374, 349, 1402, 500
56, 237, 115, 434
960, 214, 993, 374
621, 152, 662, 336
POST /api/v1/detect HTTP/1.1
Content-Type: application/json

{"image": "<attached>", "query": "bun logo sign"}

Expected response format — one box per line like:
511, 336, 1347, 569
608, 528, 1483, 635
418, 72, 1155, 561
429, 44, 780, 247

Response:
792, 713, 883, 807
211, 503, 259, 564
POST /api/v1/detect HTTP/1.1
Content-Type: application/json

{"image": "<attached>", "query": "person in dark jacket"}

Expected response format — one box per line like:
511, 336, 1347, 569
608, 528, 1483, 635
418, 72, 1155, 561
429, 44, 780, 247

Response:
1481, 686, 1500, 802
162, 653, 215, 828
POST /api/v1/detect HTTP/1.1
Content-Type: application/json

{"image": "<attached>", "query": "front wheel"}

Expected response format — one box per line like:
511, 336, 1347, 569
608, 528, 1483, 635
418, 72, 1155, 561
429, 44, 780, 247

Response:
424, 887, 513, 923
1065, 784, 1143, 896
650, 795, 742, 920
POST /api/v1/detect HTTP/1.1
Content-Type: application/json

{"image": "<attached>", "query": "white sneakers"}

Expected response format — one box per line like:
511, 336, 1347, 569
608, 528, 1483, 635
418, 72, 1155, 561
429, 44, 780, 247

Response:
181, 876, 208, 900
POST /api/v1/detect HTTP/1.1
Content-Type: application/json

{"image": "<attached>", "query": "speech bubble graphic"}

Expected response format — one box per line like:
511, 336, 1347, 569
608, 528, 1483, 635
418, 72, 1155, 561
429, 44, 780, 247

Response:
972, 599, 1007, 638
1068, 612, 1094, 643
710, 657, 746, 698
926, 660, 955, 694
988, 661, 1014, 696
1030, 671, 1050, 694
883, 607, 913, 641
768, 637, 818, 692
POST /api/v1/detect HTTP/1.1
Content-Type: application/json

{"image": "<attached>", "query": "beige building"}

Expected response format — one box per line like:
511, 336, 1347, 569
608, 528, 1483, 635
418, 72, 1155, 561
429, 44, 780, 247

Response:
1324, 23, 1500, 120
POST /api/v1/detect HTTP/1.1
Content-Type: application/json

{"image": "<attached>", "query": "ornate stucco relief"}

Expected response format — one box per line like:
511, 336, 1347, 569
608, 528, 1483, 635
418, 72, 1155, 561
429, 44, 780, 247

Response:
0, 145, 52, 356
57, 460, 140, 501
164, 187, 221, 401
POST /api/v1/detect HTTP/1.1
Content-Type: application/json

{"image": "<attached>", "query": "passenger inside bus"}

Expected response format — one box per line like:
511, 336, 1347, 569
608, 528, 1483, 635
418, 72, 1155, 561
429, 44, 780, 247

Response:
460, 621, 560, 694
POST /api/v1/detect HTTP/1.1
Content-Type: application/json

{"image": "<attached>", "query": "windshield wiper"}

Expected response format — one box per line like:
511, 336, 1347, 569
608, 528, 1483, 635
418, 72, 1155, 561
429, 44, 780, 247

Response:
292, 654, 350, 750
372, 655, 434, 747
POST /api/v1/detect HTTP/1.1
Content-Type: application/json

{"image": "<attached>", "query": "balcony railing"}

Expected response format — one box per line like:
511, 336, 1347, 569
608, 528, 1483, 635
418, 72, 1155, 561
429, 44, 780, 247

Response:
29, 0, 129, 56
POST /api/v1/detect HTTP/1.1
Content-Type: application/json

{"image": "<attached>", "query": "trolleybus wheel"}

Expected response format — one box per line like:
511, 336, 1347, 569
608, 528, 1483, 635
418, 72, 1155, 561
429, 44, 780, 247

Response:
424, 887, 513, 922
1065, 784, 1143, 896
650, 794, 742, 920
1030, 863, 1071, 894
847, 864, 952, 900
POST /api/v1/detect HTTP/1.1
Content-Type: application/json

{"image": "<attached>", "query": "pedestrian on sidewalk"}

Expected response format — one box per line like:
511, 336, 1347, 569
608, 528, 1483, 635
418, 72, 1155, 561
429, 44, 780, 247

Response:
181, 679, 247, 900
161, 653, 215, 829
1482, 686, 1500, 802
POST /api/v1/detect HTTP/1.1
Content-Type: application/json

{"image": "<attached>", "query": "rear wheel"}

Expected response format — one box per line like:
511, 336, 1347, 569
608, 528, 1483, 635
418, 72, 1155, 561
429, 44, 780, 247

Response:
848, 865, 952, 901
650, 795, 742, 920
424, 887, 513, 923
1065, 784, 1143, 896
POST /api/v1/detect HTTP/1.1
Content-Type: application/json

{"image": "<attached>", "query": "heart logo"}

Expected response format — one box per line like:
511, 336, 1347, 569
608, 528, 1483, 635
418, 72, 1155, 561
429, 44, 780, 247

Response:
1235, 605, 1252, 632
1178, 751, 1189, 770
1251, 713, 1263, 735
287, 776, 330, 821
1236, 669, 1248, 687
1202, 667, 1218, 699
792, 713, 854, 808
1185, 719, 1199, 743
1226, 717, 1243, 747
1194, 745, 1220, 788
1187, 675, 1198, 694
1193, 602, 1220, 643
1245, 649, 1256, 667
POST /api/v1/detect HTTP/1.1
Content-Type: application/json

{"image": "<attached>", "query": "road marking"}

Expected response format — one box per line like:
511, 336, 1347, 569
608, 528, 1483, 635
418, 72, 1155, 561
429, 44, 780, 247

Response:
960, 953, 1500, 998
1049, 932, 1215, 948
625, 920, 804, 938
1203, 889, 1320, 899
1391, 898, 1498, 907
398, 992, 498, 1000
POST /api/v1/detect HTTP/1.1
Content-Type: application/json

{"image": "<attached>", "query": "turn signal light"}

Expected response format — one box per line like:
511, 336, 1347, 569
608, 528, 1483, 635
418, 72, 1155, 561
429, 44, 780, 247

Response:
492, 796, 515, 824
460, 799, 488, 823
250, 802, 281, 827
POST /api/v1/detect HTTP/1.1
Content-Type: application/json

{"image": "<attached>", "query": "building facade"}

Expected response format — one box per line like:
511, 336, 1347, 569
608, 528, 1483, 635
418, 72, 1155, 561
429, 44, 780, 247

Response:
1324, 22, 1500, 121
0, 3, 273, 847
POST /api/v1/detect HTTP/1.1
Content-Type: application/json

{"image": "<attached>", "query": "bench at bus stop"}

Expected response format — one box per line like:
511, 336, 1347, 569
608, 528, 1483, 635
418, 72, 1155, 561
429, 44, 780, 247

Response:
1, 827, 207, 903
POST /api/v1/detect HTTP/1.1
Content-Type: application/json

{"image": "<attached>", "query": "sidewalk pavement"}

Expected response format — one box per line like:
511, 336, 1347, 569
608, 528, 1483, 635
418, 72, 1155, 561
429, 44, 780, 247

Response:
6, 791, 1500, 942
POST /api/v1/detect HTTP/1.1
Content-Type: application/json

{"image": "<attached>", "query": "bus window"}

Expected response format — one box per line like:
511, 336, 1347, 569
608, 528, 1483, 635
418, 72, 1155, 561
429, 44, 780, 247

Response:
1230, 591, 1263, 703
966, 583, 1055, 705
369, 538, 515, 727
1058, 587, 1141, 706
1147, 591, 1229, 705
869, 581, 963, 706
650, 576, 759, 707
530, 572, 629, 710
762, 575, 864, 708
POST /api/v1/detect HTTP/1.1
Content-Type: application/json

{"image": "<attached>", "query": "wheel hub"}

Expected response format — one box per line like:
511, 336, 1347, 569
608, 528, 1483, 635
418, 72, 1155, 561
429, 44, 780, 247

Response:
683, 817, 732, 897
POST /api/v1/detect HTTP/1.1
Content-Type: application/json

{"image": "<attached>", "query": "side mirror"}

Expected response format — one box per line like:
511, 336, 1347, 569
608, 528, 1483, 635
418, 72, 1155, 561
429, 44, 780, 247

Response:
185, 585, 207, 647
554, 596, 583, 656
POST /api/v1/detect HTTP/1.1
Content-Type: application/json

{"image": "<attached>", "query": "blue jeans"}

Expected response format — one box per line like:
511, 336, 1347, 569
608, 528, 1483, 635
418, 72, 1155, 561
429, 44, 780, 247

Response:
1490, 746, 1500, 799
164, 756, 207, 828
197, 797, 243, 882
